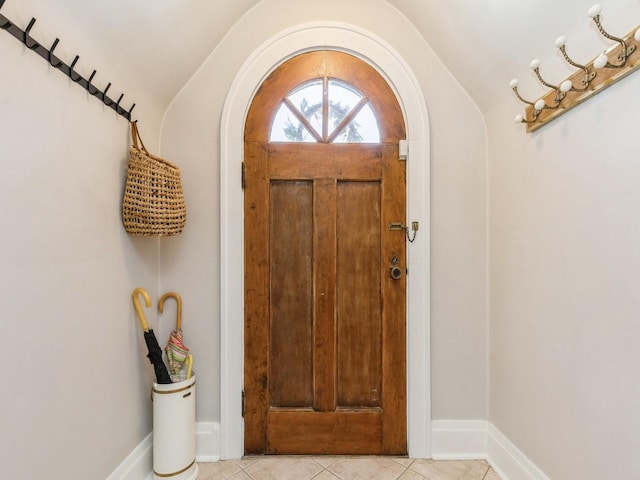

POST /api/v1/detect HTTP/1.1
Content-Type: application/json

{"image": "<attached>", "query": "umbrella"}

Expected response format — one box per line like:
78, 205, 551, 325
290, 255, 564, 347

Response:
132, 287, 172, 384
158, 292, 190, 382
185, 354, 193, 379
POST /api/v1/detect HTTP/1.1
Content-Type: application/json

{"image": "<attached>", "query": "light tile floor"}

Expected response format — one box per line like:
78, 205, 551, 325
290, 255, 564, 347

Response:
197, 457, 502, 480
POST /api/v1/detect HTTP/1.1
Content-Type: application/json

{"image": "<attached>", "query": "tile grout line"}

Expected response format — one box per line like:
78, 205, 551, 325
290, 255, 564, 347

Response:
310, 458, 329, 480
239, 459, 258, 480
480, 463, 491, 480
395, 462, 410, 480
405, 458, 429, 480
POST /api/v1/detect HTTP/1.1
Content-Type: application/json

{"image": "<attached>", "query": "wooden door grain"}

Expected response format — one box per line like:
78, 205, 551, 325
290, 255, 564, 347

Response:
244, 51, 406, 455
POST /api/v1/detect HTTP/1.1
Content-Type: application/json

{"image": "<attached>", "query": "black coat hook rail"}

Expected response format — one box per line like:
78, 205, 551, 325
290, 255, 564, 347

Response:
0, 0, 135, 121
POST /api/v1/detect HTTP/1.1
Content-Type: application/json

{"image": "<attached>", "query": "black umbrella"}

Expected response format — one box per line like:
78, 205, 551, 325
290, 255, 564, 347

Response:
133, 287, 172, 384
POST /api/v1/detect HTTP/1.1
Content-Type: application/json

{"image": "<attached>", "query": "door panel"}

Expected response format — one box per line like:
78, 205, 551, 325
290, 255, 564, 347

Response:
269, 181, 313, 408
267, 410, 382, 455
244, 50, 406, 455
336, 181, 382, 408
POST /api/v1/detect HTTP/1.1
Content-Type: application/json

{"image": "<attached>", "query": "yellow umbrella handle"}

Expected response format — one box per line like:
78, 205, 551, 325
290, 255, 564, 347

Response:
186, 354, 193, 379
132, 287, 151, 332
158, 291, 182, 330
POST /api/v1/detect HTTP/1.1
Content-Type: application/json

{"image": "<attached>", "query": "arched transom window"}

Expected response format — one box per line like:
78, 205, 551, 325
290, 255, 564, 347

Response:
270, 78, 381, 144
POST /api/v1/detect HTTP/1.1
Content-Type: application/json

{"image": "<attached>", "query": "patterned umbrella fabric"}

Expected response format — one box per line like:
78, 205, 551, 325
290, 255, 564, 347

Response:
159, 292, 190, 382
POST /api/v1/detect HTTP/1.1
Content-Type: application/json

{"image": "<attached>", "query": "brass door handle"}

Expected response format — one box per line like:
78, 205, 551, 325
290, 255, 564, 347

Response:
389, 256, 403, 280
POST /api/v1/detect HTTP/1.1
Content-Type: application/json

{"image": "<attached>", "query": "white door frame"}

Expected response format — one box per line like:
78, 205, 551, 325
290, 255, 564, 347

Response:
220, 22, 431, 459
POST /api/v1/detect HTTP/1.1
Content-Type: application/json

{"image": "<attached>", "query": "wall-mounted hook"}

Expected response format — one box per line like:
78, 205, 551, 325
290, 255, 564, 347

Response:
509, 79, 536, 108
128, 103, 136, 119
510, 78, 545, 118
510, 79, 547, 124
86, 69, 98, 95
529, 59, 565, 105
102, 82, 112, 105
23, 18, 39, 50
116, 93, 124, 112
554, 36, 596, 92
69, 55, 82, 82
48, 38, 64, 68
588, 4, 636, 69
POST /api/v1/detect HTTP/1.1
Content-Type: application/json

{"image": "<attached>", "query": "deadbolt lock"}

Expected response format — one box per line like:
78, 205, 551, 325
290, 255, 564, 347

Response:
389, 256, 403, 280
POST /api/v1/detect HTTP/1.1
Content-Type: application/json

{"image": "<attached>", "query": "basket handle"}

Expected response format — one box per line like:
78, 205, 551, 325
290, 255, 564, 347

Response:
130, 121, 149, 155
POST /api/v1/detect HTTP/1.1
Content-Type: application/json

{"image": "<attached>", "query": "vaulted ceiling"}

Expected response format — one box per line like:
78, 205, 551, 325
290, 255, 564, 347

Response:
6, 0, 640, 117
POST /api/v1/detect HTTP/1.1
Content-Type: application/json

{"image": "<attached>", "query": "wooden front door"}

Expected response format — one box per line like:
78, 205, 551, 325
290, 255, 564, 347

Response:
244, 51, 407, 455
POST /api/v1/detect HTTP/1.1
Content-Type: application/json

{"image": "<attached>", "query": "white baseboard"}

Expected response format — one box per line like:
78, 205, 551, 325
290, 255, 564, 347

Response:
108, 422, 221, 480
430, 420, 488, 460
430, 420, 552, 480
486, 423, 551, 480
106, 433, 153, 480
196, 422, 221, 462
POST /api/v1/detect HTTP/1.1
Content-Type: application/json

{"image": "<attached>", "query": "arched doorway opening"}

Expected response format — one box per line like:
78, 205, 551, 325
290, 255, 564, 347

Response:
220, 23, 431, 459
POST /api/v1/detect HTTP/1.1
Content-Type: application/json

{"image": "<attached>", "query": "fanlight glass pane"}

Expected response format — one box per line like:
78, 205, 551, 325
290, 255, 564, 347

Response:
327, 80, 363, 137
287, 81, 323, 137
268, 78, 381, 143
332, 104, 380, 143
271, 103, 316, 143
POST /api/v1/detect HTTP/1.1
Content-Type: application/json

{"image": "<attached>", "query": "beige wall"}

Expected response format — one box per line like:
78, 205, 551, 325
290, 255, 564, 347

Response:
486, 57, 640, 480
0, 21, 166, 480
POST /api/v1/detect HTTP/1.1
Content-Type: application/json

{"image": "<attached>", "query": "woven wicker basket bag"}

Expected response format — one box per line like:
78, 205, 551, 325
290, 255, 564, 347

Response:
122, 121, 187, 236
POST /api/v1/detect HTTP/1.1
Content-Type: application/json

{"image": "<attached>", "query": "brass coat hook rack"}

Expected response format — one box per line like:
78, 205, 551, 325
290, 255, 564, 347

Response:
510, 4, 640, 133
0, 0, 136, 121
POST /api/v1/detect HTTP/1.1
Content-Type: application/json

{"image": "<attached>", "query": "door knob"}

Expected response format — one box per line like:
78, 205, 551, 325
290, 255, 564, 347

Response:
389, 256, 403, 280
